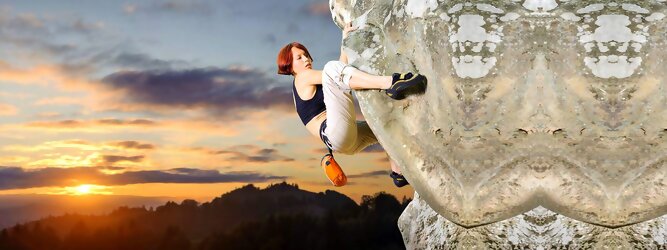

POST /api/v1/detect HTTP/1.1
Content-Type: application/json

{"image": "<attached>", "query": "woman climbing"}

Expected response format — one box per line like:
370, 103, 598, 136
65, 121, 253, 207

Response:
276, 22, 426, 187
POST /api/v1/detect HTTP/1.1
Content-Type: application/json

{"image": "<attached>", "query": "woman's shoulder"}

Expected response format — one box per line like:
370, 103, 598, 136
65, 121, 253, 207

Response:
295, 69, 321, 87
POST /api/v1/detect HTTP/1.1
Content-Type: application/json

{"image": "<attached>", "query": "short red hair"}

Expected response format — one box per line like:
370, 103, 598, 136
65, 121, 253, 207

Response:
276, 42, 313, 75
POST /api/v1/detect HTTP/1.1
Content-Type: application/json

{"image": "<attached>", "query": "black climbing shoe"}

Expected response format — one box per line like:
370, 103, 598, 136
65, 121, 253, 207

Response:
390, 171, 409, 187
384, 73, 427, 100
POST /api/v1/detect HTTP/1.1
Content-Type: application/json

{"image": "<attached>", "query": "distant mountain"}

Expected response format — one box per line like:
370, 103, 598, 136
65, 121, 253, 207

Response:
0, 182, 411, 250
0, 194, 172, 229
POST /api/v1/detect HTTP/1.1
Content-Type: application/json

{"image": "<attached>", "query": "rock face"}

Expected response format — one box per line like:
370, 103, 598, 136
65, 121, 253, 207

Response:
329, 0, 667, 245
398, 192, 667, 249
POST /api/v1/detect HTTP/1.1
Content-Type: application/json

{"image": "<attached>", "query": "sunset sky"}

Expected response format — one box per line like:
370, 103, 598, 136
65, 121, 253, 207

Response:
0, 0, 414, 203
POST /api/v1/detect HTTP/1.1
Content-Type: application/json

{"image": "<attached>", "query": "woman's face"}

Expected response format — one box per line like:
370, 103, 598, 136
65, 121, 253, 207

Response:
291, 47, 312, 75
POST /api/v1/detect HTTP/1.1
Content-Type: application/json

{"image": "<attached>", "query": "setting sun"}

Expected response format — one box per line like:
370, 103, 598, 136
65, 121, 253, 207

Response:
75, 184, 93, 195
47, 184, 113, 196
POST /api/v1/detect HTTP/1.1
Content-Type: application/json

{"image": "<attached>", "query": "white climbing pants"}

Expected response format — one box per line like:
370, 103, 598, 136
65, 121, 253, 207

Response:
319, 61, 379, 155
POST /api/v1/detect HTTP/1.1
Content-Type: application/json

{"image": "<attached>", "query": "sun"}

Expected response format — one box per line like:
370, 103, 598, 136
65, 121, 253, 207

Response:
75, 184, 93, 195
51, 184, 113, 196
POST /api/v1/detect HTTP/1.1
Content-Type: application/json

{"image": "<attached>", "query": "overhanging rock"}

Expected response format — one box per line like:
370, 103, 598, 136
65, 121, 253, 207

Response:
329, 0, 667, 232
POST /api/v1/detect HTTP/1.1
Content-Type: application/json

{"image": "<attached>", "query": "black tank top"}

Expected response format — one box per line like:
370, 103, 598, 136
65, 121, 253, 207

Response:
292, 80, 326, 125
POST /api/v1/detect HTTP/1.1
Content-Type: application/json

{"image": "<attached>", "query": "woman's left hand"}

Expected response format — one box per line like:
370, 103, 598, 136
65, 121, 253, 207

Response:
342, 22, 357, 39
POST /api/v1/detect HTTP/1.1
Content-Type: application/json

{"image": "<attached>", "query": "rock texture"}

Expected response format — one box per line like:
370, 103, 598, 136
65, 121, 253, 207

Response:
398, 192, 667, 249
329, 0, 667, 229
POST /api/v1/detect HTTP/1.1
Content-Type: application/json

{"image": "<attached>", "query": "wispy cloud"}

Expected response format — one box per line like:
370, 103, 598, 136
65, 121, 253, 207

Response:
0, 8, 107, 60
347, 170, 389, 179
361, 143, 385, 153
304, 2, 330, 17
212, 145, 294, 163
0, 166, 287, 190
124, 0, 214, 15
0, 103, 18, 116
108, 52, 187, 70
100, 155, 145, 164
26, 118, 157, 129
110, 141, 156, 150
2, 140, 155, 153
33, 97, 84, 106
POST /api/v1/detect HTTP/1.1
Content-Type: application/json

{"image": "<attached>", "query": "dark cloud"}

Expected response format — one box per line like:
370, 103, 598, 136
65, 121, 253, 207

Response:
262, 33, 277, 45
126, 1, 214, 15
361, 143, 385, 153
100, 67, 293, 119
0, 166, 286, 190
312, 148, 329, 154
26, 120, 83, 128
376, 157, 390, 163
26, 119, 159, 128
60, 18, 105, 34
111, 141, 156, 150
97, 119, 156, 126
212, 145, 294, 163
100, 166, 126, 171
101, 155, 145, 164
347, 170, 389, 179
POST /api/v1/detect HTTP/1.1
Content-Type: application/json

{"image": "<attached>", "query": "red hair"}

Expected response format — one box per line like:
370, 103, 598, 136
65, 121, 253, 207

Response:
276, 42, 313, 75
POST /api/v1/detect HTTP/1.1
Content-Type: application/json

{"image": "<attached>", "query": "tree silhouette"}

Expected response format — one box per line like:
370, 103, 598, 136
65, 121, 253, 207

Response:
0, 183, 408, 250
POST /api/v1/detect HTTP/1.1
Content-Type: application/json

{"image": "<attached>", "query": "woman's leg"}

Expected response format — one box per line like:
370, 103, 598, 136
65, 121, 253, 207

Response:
340, 121, 379, 155
347, 68, 392, 90
320, 61, 362, 153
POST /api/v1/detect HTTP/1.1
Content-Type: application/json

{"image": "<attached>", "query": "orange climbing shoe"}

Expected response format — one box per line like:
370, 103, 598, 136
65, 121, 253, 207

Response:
321, 154, 347, 187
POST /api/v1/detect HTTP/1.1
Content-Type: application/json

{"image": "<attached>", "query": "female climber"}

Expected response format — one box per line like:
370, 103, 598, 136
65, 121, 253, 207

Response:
276, 22, 426, 187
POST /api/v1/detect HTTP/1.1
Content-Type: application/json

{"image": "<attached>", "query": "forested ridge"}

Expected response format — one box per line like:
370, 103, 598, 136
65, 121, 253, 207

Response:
0, 182, 410, 250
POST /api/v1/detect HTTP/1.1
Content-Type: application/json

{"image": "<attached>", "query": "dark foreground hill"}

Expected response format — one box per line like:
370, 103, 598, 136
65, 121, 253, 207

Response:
0, 182, 411, 250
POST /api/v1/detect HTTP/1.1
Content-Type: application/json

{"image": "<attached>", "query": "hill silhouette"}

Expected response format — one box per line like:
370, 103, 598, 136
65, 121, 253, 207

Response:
0, 182, 410, 250
0, 194, 171, 229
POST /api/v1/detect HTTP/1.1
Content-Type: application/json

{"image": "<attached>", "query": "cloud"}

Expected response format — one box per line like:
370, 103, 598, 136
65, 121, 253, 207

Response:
262, 33, 277, 45
100, 155, 145, 164
304, 2, 330, 17
109, 52, 187, 70
2, 140, 156, 153
212, 145, 294, 163
0, 103, 18, 116
110, 141, 155, 150
0, 166, 287, 190
33, 97, 83, 106
347, 170, 389, 179
0, 9, 185, 90
123, 4, 138, 14
0, 9, 105, 59
361, 143, 385, 153
26, 118, 158, 129
376, 156, 390, 163
123, 0, 214, 15
100, 67, 293, 119
9, 118, 238, 136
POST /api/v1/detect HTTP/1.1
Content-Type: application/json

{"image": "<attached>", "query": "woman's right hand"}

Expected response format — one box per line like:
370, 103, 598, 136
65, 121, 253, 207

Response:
342, 22, 357, 39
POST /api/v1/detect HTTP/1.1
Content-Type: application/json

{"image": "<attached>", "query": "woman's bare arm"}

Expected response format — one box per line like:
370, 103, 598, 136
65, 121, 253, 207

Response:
296, 69, 323, 87
339, 47, 348, 64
